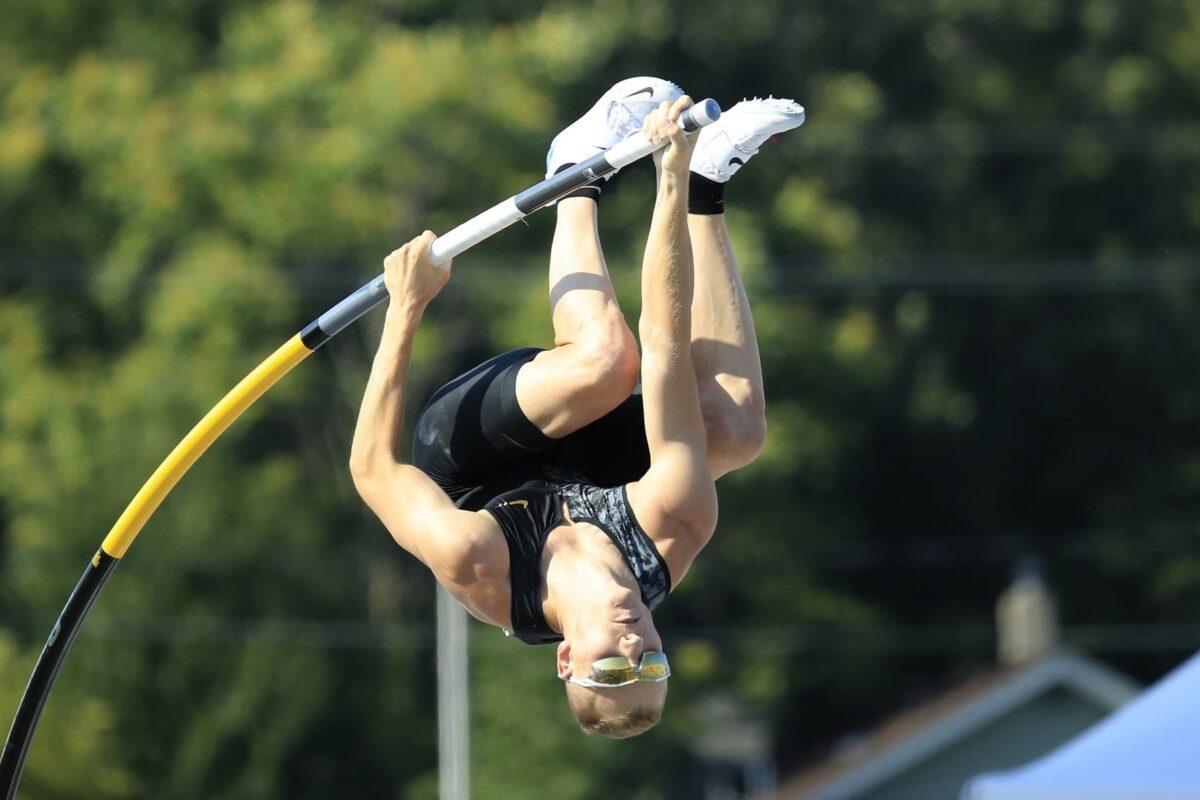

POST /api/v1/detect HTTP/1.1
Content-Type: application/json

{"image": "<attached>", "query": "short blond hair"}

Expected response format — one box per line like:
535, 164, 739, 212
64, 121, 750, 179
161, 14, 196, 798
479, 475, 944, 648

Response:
565, 684, 665, 739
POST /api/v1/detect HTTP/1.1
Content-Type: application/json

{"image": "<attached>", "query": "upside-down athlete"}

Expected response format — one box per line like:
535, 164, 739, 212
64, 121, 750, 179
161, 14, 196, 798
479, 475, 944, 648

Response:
350, 80, 804, 738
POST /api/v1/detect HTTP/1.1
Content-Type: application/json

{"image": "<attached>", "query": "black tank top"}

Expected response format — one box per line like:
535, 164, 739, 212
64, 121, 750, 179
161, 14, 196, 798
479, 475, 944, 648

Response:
483, 483, 566, 645
482, 475, 672, 646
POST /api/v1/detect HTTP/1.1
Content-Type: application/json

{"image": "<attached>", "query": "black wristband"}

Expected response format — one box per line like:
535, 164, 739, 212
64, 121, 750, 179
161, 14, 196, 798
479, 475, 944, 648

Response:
688, 172, 725, 215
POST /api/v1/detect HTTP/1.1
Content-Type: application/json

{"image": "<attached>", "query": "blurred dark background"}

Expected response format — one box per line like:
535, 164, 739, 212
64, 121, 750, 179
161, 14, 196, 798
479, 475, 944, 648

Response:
3, 1, 1199, 797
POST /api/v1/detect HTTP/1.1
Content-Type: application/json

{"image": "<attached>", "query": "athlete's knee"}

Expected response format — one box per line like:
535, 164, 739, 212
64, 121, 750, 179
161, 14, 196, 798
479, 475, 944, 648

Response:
703, 378, 767, 470
574, 319, 640, 399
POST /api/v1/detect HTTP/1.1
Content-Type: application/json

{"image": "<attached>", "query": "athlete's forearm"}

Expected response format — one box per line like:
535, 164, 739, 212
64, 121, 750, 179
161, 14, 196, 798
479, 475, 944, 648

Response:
349, 300, 425, 481
639, 169, 693, 354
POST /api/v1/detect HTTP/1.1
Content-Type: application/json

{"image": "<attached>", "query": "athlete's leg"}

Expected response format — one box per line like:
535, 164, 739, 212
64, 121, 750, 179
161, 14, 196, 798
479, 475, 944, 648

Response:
514, 77, 684, 439
688, 211, 767, 478
514, 196, 640, 438
686, 97, 806, 477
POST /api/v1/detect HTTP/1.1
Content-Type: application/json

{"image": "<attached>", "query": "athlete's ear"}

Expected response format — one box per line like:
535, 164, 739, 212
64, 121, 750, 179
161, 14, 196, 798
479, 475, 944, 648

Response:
556, 640, 573, 679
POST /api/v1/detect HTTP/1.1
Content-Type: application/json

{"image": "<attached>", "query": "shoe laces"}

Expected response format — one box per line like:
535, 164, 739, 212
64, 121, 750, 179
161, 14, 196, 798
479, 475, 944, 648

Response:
607, 82, 683, 139
608, 99, 654, 139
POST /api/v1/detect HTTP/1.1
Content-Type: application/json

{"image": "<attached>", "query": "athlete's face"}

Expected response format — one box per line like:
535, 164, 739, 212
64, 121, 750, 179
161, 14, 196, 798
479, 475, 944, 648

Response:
556, 601, 663, 683
556, 610, 668, 736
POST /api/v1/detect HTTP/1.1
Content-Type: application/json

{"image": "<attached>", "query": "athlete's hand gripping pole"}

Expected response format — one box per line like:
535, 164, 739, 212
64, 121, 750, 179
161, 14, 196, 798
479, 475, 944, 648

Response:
0, 98, 720, 799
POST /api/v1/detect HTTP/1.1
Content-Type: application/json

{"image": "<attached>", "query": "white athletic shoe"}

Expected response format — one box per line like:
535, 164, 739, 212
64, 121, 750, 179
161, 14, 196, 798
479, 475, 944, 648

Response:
691, 96, 805, 183
545, 76, 684, 179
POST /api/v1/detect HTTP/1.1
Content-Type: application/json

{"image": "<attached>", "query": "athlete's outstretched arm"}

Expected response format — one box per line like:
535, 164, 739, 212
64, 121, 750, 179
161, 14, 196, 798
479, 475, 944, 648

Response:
349, 233, 495, 576
627, 98, 718, 579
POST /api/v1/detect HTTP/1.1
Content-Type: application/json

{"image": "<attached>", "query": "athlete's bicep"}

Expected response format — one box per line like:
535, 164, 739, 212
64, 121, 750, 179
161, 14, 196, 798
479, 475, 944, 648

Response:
630, 446, 717, 533
636, 347, 718, 525
356, 463, 481, 567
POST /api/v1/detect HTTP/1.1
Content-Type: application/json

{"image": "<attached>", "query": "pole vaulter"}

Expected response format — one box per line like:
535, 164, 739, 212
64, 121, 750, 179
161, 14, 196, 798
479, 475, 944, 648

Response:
0, 99, 721, 799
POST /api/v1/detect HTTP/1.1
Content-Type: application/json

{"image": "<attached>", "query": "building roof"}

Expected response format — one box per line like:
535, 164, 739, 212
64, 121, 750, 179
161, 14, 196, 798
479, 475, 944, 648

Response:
965, 649, 1200, 800
774, 652, 1139, 800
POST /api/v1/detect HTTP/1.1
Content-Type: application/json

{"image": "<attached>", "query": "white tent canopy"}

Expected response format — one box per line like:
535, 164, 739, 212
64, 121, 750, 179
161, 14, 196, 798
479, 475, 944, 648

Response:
963, 650, 1200, 800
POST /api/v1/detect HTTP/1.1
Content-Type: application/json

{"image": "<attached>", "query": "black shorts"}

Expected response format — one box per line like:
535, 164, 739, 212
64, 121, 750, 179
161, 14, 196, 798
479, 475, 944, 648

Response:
412, 349, 650, 510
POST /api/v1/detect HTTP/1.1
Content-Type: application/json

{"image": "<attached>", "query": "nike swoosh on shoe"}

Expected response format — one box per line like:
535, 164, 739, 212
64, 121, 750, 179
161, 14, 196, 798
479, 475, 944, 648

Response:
624, 86, 655, 99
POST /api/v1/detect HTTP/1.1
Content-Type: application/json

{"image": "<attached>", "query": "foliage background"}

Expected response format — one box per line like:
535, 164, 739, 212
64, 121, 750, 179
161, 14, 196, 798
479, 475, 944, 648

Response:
3, 0, 1200, 797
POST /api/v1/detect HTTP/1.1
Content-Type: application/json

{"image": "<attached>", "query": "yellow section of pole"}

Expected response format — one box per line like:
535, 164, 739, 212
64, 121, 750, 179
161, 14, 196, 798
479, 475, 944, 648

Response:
100, 333, 314, 558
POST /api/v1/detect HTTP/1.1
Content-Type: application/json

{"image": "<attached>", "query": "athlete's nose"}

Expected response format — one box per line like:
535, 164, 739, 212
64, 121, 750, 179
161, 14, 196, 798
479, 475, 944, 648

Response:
618, 633, 645, 666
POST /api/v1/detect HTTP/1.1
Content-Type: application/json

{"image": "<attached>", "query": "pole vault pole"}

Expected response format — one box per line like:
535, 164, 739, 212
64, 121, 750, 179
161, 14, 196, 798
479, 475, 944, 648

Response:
0, 99, 720, 799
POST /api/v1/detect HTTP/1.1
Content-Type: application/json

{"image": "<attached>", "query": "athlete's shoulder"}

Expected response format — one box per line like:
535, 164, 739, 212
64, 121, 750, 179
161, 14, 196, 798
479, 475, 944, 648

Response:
422, 509, 514, 630
423, 509, 510, 588
624, 478, 716, 587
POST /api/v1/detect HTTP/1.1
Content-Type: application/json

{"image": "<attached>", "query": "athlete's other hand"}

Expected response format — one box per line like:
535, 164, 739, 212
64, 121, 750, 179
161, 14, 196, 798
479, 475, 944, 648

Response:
644, 95, 696, 176
384, 231, 451, 311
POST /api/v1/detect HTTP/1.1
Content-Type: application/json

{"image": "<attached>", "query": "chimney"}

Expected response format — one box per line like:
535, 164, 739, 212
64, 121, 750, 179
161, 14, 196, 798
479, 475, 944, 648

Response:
996, 555, 1059, 667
